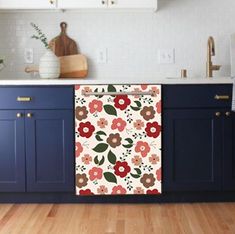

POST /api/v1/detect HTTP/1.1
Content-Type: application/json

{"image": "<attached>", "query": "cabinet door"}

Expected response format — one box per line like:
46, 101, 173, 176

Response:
164, 109, 222, 191
58, 0, 107, 9
223, 112, 235, 190
108, 0, 157, 9
25, 110, 74, 192
0, 111, 25, 192
0, 0, 56, 9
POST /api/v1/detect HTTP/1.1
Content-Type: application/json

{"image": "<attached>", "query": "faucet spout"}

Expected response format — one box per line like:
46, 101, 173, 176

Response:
206, 36, 221, 77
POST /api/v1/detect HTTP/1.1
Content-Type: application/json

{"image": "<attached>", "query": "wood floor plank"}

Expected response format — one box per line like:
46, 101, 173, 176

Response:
0, 203, 234, 234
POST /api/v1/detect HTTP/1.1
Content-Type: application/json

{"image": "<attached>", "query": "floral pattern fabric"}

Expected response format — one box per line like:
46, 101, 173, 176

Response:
75, 85, 161, 196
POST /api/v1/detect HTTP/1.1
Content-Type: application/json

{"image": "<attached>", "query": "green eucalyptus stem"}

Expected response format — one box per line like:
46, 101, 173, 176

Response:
30, 23, 50, 49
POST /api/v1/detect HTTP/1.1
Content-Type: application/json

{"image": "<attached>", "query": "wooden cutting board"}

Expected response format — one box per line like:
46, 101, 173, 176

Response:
49, 22, 79, 57
59, 54, 88, 78
25, 54, 88, 78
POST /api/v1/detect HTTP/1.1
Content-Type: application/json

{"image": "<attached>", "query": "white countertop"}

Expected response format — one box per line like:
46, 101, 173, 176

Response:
0, 77, 233, 85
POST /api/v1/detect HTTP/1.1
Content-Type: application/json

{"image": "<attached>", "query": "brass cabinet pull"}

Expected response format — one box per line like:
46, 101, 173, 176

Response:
16, 113, 23, 118
214, 95, 230, 100
225, 112, 231, 117
17, 97, 32, 102
215, 112, 221, 117
26, 113, 33, 118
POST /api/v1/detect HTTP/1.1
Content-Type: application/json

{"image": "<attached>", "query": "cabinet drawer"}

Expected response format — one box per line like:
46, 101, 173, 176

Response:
0, 87, 73, 109
163, 85, 232, 108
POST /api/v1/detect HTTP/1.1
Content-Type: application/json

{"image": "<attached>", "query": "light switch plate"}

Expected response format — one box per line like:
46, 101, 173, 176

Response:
158, 49, 175, 64
24, 48, 34, 64
97, 48, 108, 64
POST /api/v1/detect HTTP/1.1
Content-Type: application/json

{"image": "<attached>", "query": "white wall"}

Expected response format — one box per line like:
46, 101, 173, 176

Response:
0, 0, 235, 80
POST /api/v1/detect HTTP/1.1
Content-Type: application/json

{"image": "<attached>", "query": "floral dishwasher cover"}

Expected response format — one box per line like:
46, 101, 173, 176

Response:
75, 85, 161, 196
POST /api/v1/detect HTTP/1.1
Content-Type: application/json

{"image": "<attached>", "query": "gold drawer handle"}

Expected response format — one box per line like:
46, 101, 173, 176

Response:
214, 95, 230, 100
17, 97, 32, 102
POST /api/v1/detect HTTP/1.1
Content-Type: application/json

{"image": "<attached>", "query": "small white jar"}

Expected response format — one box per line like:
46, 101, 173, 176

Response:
39, 50, 60, 79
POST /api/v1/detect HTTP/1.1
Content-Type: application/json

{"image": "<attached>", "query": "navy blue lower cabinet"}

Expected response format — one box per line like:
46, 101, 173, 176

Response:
223, 112, 235, 190
25, 110, 74, 192
0, 110, 26, 192
163, 109, 222, 191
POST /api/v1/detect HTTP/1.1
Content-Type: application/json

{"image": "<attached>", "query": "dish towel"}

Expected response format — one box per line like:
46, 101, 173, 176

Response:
232, 77, 235, 111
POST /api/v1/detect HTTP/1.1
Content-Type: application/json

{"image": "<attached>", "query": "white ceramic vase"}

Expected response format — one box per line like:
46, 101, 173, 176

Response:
39, 50, 60, 79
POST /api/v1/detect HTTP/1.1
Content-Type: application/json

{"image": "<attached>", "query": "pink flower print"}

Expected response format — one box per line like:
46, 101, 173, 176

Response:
141, 85, 148, 90
149, 154, 160, 165
111, 185, 127, 195
82, 154, 92, 165
132, 88, 141, 98
111, 118, 127, 132
97, 118, 108, 129
135, 141, 150, 157
131, 155, 142, 166
150, 87, 160, 97
156, 100, 161, 114
76, 142, 83, 157
133, 119, 144, 130
89, 100, 103, 114
89, 167, 103, 181
82, 87, 92, 96
156, 168, 161, 181
134, 187, 144, 195
75, 85, 80, 90
97, 185, 108, 195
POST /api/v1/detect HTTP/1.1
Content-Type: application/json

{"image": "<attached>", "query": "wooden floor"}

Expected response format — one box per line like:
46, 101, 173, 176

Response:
0, 203, 235, 234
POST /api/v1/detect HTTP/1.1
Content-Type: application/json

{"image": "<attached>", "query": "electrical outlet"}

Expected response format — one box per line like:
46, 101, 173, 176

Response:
97, 48, 107, 64
158, 49, 175, 64
24, 48, 34, 64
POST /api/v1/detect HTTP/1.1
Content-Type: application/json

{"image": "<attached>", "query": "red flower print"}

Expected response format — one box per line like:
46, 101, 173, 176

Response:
112, 185, 127, 195
111, 118, 127, 132
156, 100, 161, 114
82, 154, 92, 165
79, 189, 94, 196
149, 154, 160, 165
114, 95, 131, 110
150, 87, 160, 97
75, 85, 80, 90
141, 85, 148, 90
147, 189, 160, 195
135, 141, 150, 157
97, 118, 108, 129
133, 119, 144, 130
82, 87, 92, 96
89, 167, 103, 181
89, 100, 103, 114
114, 161, 131, 178
145, 122, 161, 138
97, 185, 108, 195
78, 122, 95, 138
156, 168, 161, 181
134, 187, 144, 194
131, 155, 142, 166
75, 142, 83, 157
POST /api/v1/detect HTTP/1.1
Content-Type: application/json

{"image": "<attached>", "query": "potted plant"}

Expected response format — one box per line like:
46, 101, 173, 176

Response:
31, 23, 60, 79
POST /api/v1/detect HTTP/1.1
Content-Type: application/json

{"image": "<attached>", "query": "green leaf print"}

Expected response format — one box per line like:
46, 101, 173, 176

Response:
130, 101, 142, 111
96, 131, 107, 136
95, 135, 103, 142
107, 85, 117, 93
93, 143, 109, 153
108, 150, 117, 165
122, 138, 134, 148
94, 156, 99, 165
130, 173, 141, 179
99, 156, 105, 166
104, 172, 117, 184
104, 105, 117, 116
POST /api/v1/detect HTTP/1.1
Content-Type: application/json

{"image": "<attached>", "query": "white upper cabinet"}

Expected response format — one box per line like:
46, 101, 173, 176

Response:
108, 0, 157, 9
0, 0, 57, 9
58, 0, 108, 9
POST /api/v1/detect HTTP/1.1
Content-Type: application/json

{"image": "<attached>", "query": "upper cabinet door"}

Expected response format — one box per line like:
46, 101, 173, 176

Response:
108, 0, 157, 9
58, 0, 108, 9
0, 0, 57, 9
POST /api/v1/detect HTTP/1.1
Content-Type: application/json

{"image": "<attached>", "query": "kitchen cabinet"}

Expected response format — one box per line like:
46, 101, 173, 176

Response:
0, 0, 57, 9
58, 0, 157, 10
163, 85, 234, 192
75, 84, 162, 195
0, 87, 74, 192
